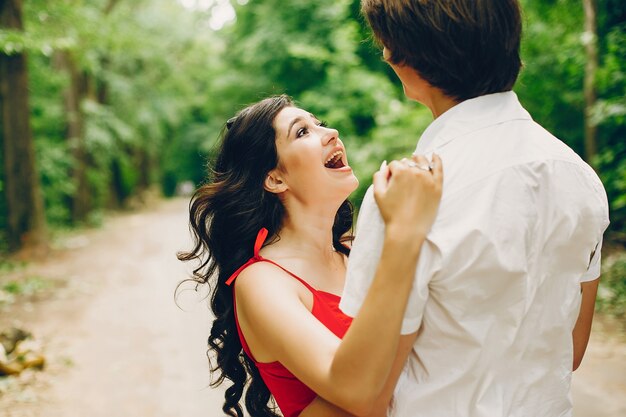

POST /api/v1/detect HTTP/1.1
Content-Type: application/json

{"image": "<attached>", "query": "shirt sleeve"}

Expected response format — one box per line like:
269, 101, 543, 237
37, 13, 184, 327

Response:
578, 163, 610, 283
339, 186, 385, 318
340, 186, 441, 335
580, 237, 603, 282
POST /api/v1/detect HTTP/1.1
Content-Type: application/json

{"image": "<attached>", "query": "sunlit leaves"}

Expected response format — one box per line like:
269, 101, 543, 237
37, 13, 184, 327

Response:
2, 0, 624, 237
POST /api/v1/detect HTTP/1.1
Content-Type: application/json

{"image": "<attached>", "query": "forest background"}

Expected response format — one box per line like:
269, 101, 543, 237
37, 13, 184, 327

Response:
1, 0, 625, 318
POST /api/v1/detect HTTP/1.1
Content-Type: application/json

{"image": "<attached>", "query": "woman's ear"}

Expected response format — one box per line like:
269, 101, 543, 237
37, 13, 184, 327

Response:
264, 169, 288, 194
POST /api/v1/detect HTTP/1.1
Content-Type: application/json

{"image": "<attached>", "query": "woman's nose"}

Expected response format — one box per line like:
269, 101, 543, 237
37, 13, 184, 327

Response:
322, 127, 339, 146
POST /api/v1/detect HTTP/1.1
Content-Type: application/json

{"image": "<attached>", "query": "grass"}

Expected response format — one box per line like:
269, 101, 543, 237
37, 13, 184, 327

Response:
2, 276, 51, 296
0, 259, 28, 274
0, 260, 54, 307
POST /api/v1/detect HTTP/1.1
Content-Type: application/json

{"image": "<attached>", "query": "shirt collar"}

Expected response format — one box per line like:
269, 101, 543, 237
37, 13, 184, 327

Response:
415, 91, 532, 154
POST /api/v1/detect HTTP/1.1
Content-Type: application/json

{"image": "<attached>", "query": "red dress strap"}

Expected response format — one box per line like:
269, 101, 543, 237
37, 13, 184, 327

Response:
225, 228, 269, 286
224, 228, 316, 293
258, 259, 316, 293
225, 228, 353, 417
253, 227, 269, 257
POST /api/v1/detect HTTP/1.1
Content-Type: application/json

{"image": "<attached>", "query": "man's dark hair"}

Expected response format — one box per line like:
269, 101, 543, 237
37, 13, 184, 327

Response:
362, 0, 523, 101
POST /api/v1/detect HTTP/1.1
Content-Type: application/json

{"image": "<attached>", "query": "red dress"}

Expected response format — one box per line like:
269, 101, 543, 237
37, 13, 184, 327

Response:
226, 228, 353, 417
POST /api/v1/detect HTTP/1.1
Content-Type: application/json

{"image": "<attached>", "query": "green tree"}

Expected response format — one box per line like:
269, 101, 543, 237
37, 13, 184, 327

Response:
0, 0, 46, 252
0, 0, 623, 253
519, 0, 625, 238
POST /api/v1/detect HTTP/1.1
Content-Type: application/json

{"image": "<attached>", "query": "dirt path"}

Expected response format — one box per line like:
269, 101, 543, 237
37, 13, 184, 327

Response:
0, 198, 625, 417
1, 198, 224, 417
571, 317, 626, 417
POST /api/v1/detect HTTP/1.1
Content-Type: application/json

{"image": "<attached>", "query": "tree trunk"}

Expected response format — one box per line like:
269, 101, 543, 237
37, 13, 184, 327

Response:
138, 148, 151, 192
583, 0, 598, 164
108, 158, 125, 208
100, 0, 129, 208
0, 0, 47, 252
53, 51, 91, 222
54, 51, 91, 223
52, 0, 121, 220
104, 0, 121, 15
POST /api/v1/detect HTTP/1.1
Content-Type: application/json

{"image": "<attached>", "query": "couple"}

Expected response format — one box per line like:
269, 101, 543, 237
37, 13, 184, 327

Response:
180, 1, 610, 416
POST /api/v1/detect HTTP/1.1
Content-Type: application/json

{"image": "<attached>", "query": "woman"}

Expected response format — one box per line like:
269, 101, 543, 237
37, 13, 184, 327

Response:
179, 95, 442, 417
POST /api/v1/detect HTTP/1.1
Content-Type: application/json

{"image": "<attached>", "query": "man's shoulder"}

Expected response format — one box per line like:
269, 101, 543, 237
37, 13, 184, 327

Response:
450, 116, 593, 177
439, 120, 606, 216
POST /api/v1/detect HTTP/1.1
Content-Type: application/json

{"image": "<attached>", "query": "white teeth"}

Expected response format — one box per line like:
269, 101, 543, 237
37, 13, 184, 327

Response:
325, 150, 343, 165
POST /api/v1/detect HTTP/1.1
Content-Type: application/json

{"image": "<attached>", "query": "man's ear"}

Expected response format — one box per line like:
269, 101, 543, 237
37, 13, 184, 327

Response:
264, 169, 288, 194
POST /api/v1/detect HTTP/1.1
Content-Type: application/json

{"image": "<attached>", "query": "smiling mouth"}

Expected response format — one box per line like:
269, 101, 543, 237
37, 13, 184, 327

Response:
324, 150, 346, 169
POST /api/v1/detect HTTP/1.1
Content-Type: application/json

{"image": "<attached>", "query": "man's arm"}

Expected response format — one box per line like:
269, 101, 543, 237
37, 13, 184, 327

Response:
572, 278, 599, 371
573, 233, 605, 371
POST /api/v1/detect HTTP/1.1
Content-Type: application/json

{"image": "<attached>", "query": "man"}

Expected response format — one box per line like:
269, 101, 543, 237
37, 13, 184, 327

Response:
339, 1, 610, 416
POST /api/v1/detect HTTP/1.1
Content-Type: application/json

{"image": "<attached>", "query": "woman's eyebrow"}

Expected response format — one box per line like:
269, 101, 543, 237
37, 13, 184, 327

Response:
287, 114, 317, 137
287, 117, 303, 137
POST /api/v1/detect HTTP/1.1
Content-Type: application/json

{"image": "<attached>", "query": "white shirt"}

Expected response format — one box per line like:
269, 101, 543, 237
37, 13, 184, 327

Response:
340, 92, 610, 417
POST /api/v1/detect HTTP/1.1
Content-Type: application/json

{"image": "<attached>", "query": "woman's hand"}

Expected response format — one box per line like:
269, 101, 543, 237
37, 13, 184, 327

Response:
235, 154, 442, 416
373, 153, 443, 239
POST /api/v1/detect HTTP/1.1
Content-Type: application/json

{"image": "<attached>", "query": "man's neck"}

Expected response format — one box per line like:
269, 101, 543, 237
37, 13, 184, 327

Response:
429, 92, 461, 119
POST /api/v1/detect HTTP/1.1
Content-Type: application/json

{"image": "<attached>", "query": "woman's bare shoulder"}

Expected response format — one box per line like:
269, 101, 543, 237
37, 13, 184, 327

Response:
234, 260, 301, 301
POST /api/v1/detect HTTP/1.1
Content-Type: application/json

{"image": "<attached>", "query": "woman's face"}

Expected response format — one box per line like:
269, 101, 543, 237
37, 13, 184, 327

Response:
270, 106, 358, 205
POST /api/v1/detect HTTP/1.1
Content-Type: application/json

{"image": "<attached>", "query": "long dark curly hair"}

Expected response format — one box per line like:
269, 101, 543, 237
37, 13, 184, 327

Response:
178, 95, 354, 417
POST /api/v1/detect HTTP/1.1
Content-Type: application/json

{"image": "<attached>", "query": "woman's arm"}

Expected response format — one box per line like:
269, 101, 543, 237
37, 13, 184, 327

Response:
572, 278, 599, 371
300, 332, 418, 417
236, 155, 442, 416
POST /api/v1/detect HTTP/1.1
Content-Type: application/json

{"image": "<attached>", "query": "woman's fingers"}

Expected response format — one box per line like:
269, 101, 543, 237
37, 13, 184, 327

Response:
410, 154, 431, 172
377, 153, 442, 196
373, 152, 444, 235
387, 159, 407, 176
430, 153, 443, 187
380, 160, 390, 179
372, 160, 390, 201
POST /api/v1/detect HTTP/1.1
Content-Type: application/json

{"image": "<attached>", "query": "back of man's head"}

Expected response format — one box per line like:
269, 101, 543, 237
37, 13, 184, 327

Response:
362, 0, 523, 101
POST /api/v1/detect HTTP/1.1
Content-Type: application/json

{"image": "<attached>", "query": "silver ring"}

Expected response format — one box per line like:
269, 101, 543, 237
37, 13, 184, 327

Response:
408, 161, 431, 171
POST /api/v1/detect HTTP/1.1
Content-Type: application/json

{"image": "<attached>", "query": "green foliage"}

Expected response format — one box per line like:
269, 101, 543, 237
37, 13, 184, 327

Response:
1, 0, 222, 228
0, 0, 624, 259
0, 29, 75, 56
0, 274, 52, 308
36, 139, 74, 224
518, 0, 625, 239
597, 252, 626, 318
517, 0, 586, 155
594, 23, 626, 234
0, 259, 28, 274
2, 276, 49, 296
214, 0, 428, 203
0, 260, 32, 306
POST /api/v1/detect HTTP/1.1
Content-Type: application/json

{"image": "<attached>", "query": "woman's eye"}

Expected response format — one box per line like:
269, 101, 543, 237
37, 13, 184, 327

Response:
296, 127, 308, 138
318, 120, 328, 128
